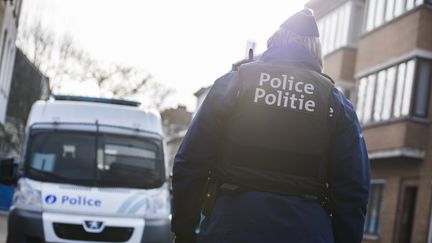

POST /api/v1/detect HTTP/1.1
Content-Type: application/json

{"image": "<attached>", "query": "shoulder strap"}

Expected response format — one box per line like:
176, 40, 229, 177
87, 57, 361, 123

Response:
319, 72, 336, 85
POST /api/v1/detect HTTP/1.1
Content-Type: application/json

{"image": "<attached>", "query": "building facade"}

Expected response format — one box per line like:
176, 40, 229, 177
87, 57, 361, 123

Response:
0, 48, 48, 211
194, 86, 211, 114
307, 0, 432, 242
0, 0, 22, 125
161, 105, 192, 172
2, 48, 49, 155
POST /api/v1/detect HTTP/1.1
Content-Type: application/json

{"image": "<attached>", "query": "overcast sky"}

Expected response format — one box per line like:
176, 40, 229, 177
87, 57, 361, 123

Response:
21, 0, 308, 110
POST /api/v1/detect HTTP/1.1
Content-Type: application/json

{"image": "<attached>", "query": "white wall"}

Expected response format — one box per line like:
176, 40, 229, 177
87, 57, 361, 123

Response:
0, 2, 19, 125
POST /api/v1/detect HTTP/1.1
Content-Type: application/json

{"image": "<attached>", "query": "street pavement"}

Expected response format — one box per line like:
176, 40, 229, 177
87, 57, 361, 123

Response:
0, 211, 7, 243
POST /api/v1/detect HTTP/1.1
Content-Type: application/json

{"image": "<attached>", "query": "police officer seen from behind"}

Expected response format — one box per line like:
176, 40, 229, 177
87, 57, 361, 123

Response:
172, 8, 370, 243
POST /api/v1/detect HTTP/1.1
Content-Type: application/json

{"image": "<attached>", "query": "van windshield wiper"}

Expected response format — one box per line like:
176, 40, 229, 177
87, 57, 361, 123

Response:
30, 169, 102, 187
30, 169, 75, 184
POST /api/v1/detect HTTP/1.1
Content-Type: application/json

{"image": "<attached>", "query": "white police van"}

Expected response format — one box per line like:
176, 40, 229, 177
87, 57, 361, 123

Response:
0, 96, 173, 243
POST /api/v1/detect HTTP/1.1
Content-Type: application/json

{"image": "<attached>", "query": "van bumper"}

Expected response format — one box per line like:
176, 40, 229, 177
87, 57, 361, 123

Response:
7, 209, 174, 243
7, 209, 44, 243
142, 218, 174, 243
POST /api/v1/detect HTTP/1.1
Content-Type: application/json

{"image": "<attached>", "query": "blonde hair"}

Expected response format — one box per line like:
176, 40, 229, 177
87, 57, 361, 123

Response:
267, 28, 323, 70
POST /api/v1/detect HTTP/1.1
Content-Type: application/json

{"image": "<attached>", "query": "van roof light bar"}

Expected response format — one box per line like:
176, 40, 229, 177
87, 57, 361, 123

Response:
52, 95, 141, 107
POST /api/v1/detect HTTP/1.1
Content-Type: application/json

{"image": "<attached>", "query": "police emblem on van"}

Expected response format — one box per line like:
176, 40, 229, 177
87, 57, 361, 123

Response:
83, 220, 105, 233
45, 195, 57, 204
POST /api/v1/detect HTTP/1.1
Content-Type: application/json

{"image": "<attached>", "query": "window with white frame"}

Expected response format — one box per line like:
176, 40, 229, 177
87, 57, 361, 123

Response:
356, 58, 431, 124
365, 0, 426, 32
317, 1, 353, 56
413, 61, 431, 117
364, 182, 385, 235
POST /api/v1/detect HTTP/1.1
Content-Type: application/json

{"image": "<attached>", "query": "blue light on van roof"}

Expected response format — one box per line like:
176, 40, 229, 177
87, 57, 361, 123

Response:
52, 95, 141, 107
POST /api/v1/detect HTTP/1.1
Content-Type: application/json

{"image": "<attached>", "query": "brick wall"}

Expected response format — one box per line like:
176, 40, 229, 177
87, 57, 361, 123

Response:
323, 47, 357, 82
356, 9, 422, 73
417, 8, 432, 51
363, 121, 429, 152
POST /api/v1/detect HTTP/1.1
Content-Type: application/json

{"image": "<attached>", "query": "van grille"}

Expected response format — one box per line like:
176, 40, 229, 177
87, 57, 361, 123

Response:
53, 223, 134, 242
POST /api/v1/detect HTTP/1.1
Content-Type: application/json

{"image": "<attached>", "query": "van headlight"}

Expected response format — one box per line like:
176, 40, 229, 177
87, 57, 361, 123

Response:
13, 179, 42, 212
145, 183, 171, 220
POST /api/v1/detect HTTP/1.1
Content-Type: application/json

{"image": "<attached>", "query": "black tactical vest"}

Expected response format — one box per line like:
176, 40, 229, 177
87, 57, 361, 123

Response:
215, 61, 334, 197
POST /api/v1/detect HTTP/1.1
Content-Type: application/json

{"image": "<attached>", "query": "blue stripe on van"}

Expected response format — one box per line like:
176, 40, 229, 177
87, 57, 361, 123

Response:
127, 198, 148, 214
117, 193, 144, 214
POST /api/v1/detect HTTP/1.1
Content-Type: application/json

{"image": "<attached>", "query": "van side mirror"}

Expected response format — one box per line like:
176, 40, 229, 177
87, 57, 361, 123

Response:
0, 158, 18, 185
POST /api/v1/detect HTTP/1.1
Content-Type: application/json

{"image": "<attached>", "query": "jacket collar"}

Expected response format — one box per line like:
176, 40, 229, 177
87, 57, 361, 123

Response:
259, 44, 322, 73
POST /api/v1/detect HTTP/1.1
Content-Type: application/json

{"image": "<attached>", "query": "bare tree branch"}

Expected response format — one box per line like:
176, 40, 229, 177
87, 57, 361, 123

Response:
17, 17, 173, 110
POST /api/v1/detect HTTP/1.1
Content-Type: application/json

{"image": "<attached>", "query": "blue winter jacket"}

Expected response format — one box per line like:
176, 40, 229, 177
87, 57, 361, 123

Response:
171, 44, 371, 243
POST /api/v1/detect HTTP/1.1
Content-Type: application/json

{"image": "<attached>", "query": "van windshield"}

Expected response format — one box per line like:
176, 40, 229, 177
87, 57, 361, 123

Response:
25, 131, 165, 189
